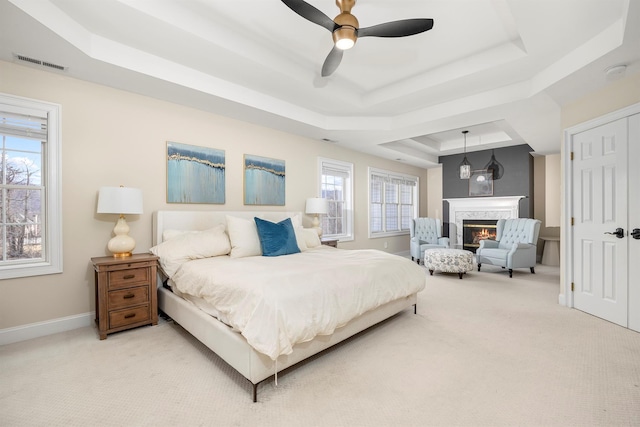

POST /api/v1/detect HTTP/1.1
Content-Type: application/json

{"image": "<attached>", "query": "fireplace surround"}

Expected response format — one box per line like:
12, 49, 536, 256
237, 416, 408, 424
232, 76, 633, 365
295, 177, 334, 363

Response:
444, 196, 524, 248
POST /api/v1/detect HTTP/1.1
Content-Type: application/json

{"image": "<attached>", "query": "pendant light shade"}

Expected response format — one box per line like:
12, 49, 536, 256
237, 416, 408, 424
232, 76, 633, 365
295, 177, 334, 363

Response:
484, 149, 504, 180
459, 130, 472, 179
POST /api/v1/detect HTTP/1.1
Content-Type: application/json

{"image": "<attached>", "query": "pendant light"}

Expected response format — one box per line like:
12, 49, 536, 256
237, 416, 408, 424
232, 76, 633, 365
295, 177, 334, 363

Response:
459, 130, 471, 179
484, 149, 504, 180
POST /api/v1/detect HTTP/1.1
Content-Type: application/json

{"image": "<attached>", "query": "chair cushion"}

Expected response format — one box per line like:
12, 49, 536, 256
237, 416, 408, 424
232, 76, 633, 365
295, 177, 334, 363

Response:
478, 248, 508, 260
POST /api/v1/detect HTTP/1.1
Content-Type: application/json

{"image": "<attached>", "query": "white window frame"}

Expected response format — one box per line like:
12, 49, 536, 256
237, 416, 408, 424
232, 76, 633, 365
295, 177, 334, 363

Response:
368, 167, 419, 238
318, 157, 354, 242
0, 93, 62, 279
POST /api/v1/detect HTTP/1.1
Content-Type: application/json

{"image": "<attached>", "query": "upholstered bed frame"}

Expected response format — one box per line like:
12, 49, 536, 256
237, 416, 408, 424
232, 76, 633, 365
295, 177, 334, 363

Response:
153, 210, 418, 401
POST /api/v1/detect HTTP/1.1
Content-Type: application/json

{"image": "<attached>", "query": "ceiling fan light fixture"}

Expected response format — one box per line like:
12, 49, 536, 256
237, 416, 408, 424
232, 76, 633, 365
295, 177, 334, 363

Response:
334, 28, 356, 49
332, 10, 358, 50
281, 0, 433, 76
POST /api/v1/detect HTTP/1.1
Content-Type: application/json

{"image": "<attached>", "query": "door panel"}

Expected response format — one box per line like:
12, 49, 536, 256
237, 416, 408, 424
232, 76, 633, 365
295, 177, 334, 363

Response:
573, 117, 628, 326
628, 114, 640, 332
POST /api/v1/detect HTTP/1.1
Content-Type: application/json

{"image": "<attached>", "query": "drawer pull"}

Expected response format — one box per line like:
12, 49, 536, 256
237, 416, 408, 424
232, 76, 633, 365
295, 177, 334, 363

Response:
123, 274, 135, 280
123, 293, 135, 299
124, 313, 136, 319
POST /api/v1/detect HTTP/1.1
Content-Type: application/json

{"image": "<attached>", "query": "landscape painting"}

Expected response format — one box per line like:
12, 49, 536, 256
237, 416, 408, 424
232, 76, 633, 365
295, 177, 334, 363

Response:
167, 142, 225, 204
243, 154, 285, 206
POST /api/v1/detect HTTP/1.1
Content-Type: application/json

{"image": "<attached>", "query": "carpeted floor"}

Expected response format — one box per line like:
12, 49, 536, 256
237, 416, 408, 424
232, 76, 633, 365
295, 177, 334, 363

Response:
1, 263, 640, 426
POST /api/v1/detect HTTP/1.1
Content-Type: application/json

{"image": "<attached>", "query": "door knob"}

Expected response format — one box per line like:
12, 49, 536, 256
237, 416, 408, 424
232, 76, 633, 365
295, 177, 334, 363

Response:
632, 228, 640, 240
604, 227, 625, 238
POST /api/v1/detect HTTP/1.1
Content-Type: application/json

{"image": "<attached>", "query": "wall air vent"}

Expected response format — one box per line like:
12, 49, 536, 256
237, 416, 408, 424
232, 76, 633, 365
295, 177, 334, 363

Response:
13, 53, 67, 71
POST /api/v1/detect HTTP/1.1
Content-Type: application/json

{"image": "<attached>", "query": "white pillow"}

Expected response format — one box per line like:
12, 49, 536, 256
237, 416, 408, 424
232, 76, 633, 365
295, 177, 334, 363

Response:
226, 215, 262, 258
150, 224, 230, 278
290, 214, 302, 228
302, 228, 322, 248
294, 226, 308, 251
162, 229, 198, 242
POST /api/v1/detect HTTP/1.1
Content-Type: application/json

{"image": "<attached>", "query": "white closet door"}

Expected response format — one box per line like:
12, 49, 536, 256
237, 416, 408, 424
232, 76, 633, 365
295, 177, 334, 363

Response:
572, 117, 628, 327
628, 113, 640, 332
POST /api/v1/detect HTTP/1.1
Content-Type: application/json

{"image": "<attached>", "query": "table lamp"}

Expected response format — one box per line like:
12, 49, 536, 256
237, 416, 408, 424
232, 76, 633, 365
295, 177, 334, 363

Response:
97, 186, 143, 257
305, 197, 328, 237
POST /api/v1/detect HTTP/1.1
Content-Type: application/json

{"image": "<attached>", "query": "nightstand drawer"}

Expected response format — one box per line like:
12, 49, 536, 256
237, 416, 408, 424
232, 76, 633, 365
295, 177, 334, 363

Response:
109, 305, 150, 329
108, 267, 149, 289
108, 286, 149, 310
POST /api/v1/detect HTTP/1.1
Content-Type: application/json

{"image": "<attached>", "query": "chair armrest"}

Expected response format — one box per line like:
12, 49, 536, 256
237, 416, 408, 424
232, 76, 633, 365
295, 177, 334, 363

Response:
437, 237, 450, 247
479, 239, 499, 249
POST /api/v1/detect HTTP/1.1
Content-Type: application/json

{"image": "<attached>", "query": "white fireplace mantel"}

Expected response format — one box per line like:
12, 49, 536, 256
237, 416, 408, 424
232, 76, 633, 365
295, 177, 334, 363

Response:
444, 196, 525, 247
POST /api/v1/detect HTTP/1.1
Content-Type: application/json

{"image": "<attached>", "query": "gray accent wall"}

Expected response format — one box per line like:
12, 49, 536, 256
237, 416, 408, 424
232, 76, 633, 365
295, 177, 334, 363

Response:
439, 144, 534, 237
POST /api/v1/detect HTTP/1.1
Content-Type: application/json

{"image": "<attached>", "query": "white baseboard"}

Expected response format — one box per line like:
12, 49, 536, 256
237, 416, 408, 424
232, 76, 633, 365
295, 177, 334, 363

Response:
558, 293, 566, 306
0, 312, 94, 346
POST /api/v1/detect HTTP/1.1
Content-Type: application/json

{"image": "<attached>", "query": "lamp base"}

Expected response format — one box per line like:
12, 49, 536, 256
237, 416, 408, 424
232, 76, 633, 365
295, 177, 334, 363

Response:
107, 216, 136, 257
111, 251, 133, 258
311, 215, 323, 237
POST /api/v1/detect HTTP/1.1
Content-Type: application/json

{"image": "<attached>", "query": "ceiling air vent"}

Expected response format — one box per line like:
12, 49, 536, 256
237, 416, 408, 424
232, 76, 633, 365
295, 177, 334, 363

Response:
14, 53, 67, 71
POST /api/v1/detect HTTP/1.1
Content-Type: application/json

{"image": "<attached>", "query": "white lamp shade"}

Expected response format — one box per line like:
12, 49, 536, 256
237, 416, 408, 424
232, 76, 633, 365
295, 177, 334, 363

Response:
97, 187, 143, 215
305, 198, 328, 215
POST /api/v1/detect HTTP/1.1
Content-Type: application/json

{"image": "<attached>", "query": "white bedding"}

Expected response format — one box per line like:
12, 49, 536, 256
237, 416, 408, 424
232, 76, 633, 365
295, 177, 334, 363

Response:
170, 246, 426, 360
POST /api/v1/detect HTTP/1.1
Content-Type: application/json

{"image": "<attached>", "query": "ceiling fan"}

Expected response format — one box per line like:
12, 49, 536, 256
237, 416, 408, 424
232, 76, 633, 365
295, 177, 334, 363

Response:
281, 0, 434, 77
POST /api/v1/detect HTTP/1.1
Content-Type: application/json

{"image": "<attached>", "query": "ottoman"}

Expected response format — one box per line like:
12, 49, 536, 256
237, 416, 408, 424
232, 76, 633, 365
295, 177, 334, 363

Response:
424, 248, 474, 279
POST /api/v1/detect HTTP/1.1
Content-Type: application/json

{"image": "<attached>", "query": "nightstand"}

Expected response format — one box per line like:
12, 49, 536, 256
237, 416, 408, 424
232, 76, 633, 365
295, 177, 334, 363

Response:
91, 253, 159, 340
321, 238, 338, 248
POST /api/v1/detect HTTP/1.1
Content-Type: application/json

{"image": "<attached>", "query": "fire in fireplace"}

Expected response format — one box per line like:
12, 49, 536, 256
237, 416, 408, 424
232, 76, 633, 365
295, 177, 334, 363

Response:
462, 219, 498, 253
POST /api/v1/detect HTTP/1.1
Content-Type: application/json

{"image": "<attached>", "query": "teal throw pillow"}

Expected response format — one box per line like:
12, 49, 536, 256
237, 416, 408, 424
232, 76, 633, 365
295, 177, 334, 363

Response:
254, 217, 301, 257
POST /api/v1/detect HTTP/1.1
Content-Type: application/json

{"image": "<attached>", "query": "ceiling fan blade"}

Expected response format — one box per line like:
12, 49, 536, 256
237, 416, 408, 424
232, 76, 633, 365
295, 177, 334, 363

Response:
321, 46, 344, 77
281, 0, 336, 32
358, 18, 434, 38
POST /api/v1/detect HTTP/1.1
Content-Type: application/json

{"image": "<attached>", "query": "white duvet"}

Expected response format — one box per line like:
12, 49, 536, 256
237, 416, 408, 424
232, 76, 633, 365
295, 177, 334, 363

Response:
170, 246, 426, 360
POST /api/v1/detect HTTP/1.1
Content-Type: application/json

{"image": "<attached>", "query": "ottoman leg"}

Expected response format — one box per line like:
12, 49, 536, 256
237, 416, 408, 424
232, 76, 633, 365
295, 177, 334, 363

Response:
429, 269, 434, 276
458, 272, 463, 279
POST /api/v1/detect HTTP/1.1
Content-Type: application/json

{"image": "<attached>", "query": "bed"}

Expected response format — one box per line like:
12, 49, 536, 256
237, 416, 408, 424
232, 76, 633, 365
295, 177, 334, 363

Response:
152, 210, 426, 401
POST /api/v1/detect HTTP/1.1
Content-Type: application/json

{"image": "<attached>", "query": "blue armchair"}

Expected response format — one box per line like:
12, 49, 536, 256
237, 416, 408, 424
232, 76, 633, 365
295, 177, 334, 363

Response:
410, 218, 449, 264
476, 218, 541, 278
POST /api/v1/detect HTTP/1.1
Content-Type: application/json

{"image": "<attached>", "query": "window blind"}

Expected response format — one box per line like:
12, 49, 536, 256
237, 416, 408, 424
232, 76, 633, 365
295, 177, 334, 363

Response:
0, 110, 48, 142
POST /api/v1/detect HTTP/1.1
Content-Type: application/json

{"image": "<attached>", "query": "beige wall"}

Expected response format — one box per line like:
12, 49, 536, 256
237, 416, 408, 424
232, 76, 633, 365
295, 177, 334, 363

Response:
544, 154, 561, 228
562, 72, 640, 129
426, 167, 443, 221
0, 61, 428, 329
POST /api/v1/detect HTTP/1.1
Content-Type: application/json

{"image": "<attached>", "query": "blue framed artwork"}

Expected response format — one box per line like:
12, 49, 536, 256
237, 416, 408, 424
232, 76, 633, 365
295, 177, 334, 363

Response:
244, 154, 285, 206
167, 142, 225, 204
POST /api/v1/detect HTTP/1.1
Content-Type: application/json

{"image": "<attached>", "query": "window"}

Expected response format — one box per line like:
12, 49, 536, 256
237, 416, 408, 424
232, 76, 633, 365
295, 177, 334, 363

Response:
319, 158, 353, 241
369, 167, 418, 237
0, 93, 62, 279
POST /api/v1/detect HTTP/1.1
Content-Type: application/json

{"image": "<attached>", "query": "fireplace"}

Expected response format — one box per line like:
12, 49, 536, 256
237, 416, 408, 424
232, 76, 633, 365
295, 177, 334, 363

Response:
444, 196, 524, 248
463, 219, 497, 253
